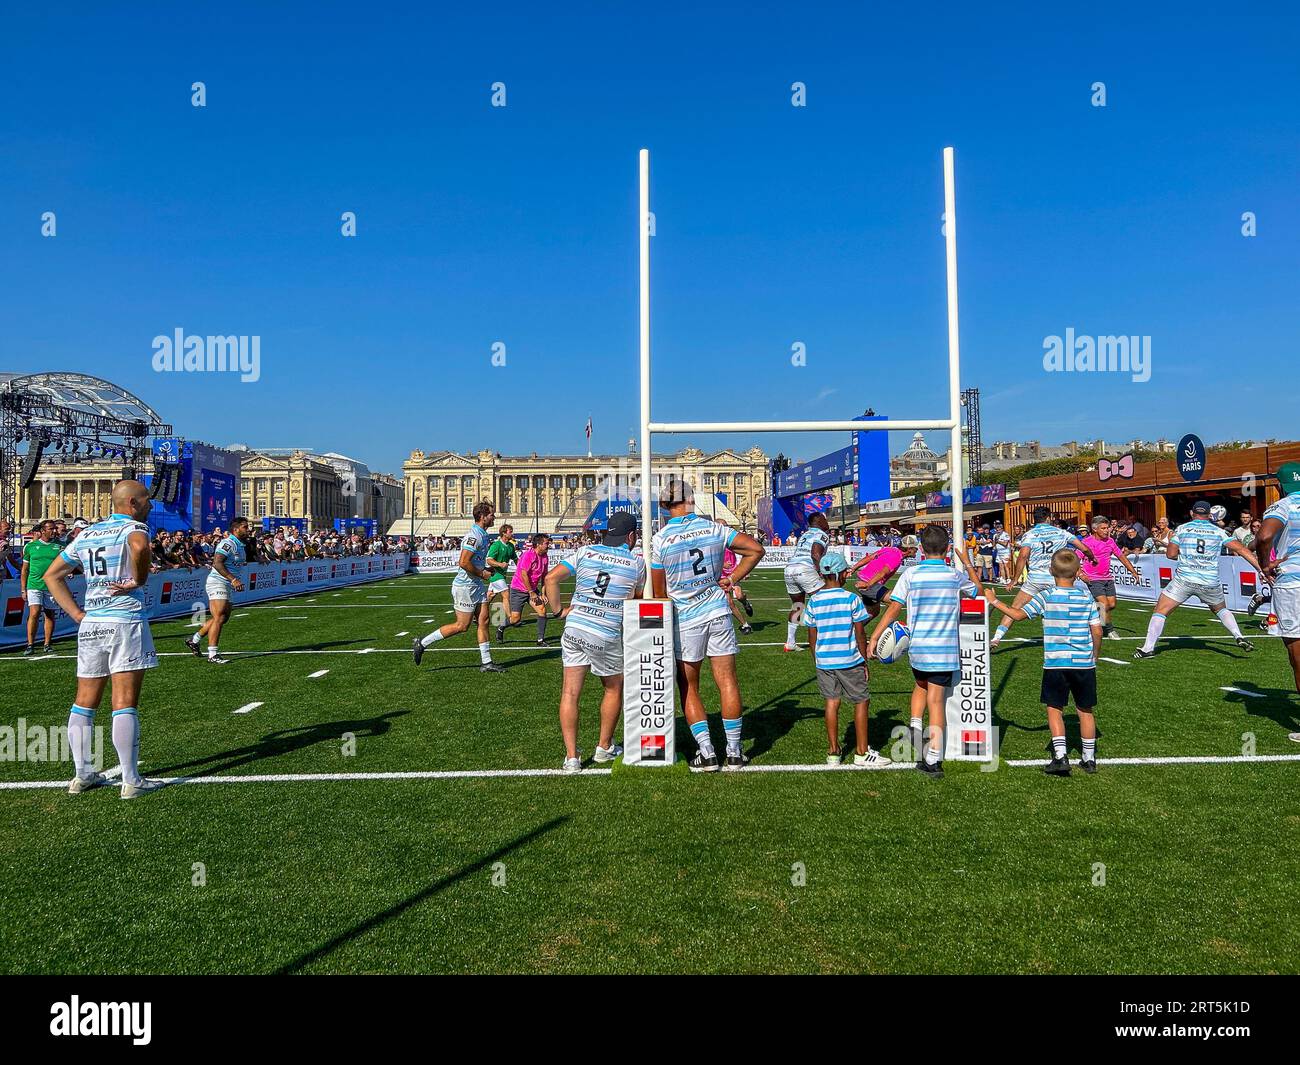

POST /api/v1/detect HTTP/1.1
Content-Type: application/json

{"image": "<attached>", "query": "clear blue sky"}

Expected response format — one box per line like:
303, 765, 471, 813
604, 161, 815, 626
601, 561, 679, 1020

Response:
3, 3, 1296, 475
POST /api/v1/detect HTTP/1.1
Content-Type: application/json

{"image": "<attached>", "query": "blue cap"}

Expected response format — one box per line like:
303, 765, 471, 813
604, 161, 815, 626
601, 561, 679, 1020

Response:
819, 551, 849, 576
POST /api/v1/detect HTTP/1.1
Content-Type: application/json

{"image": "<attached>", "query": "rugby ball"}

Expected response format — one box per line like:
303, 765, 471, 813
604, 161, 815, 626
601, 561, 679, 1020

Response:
1209, 504, 1227, 523
874, 621, 911, 664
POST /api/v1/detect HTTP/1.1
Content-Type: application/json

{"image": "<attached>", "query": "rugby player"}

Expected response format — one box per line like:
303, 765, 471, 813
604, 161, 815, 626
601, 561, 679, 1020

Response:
42, 480, 162, 798
186, 516, 252, 664
543, 512, 645, 771
1077, 514, 1141, 638
21, 519, 61, 655
1133, 500, 1262, 659
412, 501, 503, 672
846, 535, 911, 619
1244, 464, 1300, 710
484, 524, 518, 628
497, 533, 555, 645
782, 512, 830, 651
992, 507, 1096, 648
651, 478, 765, 771
720, 534, 754, 635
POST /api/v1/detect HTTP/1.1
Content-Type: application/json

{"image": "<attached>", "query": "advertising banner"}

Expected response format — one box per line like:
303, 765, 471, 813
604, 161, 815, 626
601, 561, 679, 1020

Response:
943, 597, 993, 762
622, 600, 676, 766
0, 554, 409, 648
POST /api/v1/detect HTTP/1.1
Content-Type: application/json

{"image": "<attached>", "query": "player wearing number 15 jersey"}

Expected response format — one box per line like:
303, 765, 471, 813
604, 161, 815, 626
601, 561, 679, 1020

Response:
650, 478, 765, 772
1134, 500, 1262, 659
544, 512, 645, 772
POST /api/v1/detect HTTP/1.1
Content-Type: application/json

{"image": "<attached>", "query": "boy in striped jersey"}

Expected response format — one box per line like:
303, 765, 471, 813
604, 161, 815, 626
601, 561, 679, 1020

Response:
987, 549, 1103, 775
1255, 464, 1300, 713
544, 512, 645, 771
650, 478, 765, 771
802, 552, 890, 767
186, 516, 251, 664
42, 480, 163, 798
867, 523, 984, 778
1133, 500, 1262, 659
992, 506, 1095, 648
782, 512, 830, 651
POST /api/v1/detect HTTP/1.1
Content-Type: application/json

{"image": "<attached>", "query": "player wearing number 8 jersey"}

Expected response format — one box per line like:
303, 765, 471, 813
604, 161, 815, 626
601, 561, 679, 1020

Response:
544, 512, 646, 772
1134, 500, 1263, 658
650, 478, 765, 771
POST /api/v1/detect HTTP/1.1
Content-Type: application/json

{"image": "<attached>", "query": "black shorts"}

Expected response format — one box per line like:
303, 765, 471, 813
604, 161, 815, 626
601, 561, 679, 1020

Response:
508, 587, 536, 614
912, 667, 954, 687
1087, 579, 1116, 598
1041, 668, 1097, 710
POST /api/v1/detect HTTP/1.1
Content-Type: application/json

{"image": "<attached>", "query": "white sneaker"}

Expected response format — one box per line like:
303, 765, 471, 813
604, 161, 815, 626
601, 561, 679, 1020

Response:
854, 748, 892, 769
561, 756, 582, 774
120, 778, 166, 799
1289, 733, 1300, 744
592, 743, 623, 763
825, 752, 843, 766
68, 771, 106, 795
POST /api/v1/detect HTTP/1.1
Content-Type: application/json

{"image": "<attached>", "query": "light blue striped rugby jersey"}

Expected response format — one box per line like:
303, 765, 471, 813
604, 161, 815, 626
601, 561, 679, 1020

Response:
801, 587, 870, 669
1171, 519, 1231, 586
1019, 523, 1079, 578
788, 526, 829, 569
888, 558, 979, 673
212, 535, 247, 580
1263, 494, 1300, 588
559, 544, 646, 642
650, 513, 738, 627
1019, 585, 1101, 669
451, 522, 490, 591
58, 513, 150, 621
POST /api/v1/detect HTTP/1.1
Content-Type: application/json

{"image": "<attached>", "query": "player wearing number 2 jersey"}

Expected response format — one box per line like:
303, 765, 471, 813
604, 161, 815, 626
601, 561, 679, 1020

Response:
41, 479, 163, 799
650, 478, 765, 772
1134, 500, 1262, 659
544, 512, 646, 772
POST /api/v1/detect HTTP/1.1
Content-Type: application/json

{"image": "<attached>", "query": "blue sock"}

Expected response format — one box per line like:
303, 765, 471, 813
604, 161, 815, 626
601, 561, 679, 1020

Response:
690, 720, 715, 758
723, 716, 743, 756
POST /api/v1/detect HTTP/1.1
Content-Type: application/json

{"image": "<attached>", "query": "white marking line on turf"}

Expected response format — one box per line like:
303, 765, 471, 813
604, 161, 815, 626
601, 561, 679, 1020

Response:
4, 753, 1300, 791
279, 616, 308, 620
1221, 686, 1267, 698
232, 702, 263, 715
235, 613, 250, 618
1099, 657, 1131, 666
308, 670, 329, 679
395, 631, 409, 637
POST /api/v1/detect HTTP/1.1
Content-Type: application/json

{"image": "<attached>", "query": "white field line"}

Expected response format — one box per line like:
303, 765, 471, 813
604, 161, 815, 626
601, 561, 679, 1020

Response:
307, 670, 329, 679
395, 631, 409, 637
4, 752, 1299, 791
232, 702, 263, 715
1098, 657, 1131, 666
1221, 686, 1267, 698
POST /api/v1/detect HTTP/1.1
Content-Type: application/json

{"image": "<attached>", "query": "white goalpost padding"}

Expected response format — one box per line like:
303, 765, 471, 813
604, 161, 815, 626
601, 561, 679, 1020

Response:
626, 147, 991, 766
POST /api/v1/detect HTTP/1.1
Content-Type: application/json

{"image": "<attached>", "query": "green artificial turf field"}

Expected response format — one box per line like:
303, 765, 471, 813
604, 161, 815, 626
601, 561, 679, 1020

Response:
2, 569, 1298, 974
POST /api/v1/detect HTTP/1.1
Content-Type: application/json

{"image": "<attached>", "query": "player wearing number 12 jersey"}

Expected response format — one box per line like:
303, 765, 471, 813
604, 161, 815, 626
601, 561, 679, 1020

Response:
650, 478, 765, 772
544, 512, 645, 772
992, 507, 1096, 648
1134, 499, 1262, 659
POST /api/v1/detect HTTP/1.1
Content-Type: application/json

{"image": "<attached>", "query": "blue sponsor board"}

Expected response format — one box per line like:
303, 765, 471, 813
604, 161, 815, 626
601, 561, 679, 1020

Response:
777, 447, 856, 497
334, 518, 377, 536
1176, 433, 1206, 483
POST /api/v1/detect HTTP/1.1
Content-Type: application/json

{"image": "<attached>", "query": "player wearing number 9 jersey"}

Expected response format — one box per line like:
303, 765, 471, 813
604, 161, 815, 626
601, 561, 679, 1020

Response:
545, 512, 646, 772
1134, 500, 1262, 659
650, 478, 765, 772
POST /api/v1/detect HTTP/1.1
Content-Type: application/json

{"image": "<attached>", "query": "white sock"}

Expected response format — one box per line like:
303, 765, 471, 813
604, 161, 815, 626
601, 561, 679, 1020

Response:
67, 707, 95, 778
207, 645, 219, 659
924, 744, 940, 765
1051, 735, 1067, 759
1140, 614, 1166, 653
420, 629, 445, 648
993, 622, 1009, 642
1216, 608, 1243, 639
786, 621, 798, 646
479, 641, 492, 664
1082, 737, 1097, 761
112, 709, 141, 787
910, 715, 923, 732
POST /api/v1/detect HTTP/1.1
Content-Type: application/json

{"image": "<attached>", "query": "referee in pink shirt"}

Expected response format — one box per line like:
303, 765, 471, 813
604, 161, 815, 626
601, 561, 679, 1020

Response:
497, 533, 554, 645
1078, 515, 1141, 639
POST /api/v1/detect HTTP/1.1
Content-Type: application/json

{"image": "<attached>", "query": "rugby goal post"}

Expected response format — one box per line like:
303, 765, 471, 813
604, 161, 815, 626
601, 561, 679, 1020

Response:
624, 147, 993, 766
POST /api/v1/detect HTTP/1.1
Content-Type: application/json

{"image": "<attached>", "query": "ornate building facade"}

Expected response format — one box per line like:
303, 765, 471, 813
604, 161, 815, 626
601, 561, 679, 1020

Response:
399, 446, 770, 536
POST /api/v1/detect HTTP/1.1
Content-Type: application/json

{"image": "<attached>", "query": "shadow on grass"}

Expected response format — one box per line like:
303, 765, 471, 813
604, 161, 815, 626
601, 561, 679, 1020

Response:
272, 815, 570, 974
148, 711, 410, 777
1223, 680, 1300, 734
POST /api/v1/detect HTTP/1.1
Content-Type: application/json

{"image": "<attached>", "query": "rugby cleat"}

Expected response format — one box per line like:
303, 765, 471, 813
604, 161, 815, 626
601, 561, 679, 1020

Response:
1132, 647, 1155, 659
916, 758, 944, 780
411, 637, 425, 665
68, 772, 107, 795
207, 655, 231, 665
22, 645, 34, 656
496, 625, 507, 643
1234, 637, 1255, 652
1080, 759, 1098, 774
120, 778, 166, 799
480, 662, 505, 673
740, 624, 753, 635
184, 637, 202, 657
723, 751, 749, 771
1246, 591, 1270, 617
1043, 756, 1072, 777
689, 751, 720, 773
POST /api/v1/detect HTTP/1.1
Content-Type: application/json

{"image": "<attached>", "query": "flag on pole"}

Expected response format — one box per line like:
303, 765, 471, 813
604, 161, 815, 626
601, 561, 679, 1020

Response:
586, 417, 592, 457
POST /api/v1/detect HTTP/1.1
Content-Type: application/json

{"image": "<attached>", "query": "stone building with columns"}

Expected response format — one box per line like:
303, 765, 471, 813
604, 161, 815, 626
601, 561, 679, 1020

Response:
9, 456, 141, 528
398, 445, 770, 537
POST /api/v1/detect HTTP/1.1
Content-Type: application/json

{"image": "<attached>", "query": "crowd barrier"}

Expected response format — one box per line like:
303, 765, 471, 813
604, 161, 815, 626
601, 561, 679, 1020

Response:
1, 553, 411, 648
